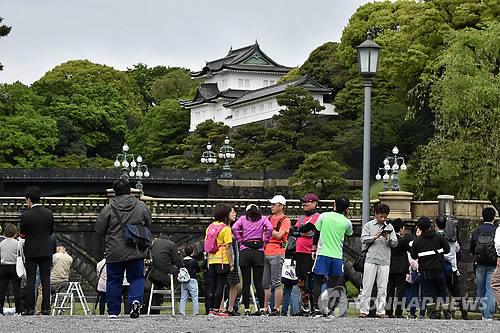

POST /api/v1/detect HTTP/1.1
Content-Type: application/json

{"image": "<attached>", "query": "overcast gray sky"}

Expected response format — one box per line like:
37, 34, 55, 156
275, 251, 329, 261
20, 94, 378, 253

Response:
0, 0, 374, 85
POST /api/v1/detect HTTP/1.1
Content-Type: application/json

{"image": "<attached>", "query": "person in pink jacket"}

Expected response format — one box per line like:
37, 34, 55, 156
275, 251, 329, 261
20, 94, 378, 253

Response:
232, 204, 273, 315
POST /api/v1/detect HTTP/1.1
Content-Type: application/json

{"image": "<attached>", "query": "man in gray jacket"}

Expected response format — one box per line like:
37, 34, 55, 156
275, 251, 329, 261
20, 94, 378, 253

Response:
96, 179, 152, 319
359, 204, 398, 318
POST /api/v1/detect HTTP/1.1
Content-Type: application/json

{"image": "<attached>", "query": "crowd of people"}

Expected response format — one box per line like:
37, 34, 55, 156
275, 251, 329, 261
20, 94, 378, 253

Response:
3, 181, 500, 321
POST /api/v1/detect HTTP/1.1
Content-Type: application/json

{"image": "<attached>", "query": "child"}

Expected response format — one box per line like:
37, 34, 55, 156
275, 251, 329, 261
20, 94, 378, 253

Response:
180, 245, 201, 315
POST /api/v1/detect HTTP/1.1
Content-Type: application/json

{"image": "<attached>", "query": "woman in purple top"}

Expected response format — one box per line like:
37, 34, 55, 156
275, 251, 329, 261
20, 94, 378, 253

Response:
231, 204, 273, 315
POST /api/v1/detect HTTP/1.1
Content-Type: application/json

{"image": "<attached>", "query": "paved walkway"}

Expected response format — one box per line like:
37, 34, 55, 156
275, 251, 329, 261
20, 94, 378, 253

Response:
2, 315, 499, 333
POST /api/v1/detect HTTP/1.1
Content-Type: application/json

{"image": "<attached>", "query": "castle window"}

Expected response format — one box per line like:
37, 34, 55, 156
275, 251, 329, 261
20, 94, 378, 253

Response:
238, 79, 243, 87
245, 79, 250, 88
263, 80, 268, 86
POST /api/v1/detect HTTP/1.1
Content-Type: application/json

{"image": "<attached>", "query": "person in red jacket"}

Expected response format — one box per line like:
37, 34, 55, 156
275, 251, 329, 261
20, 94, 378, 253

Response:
291, 193, 320, 316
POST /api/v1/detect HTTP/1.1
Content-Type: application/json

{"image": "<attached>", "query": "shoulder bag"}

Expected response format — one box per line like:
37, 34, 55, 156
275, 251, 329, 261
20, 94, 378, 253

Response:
111, 205, 151, 251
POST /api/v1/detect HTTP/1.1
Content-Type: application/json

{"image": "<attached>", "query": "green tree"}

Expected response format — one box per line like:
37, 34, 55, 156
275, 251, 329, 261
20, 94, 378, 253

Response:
277, 67, 301, 84
164, 120, 230, 169
33, 73, 130, 158
299, 42, 350, 92
127, 99, 190, 168
0, 17, 12, 71
289, 151, 348, 199
0, 83, 58, 167
35, 60, 144, 127
126, 63, 171, 110
406, 22, 500, 200
151, 68, 197, 103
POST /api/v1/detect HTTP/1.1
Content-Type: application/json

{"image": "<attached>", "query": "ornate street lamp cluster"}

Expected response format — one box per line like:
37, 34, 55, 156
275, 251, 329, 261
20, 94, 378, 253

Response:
200, 136, 235, 179
375, 146, 407, 191
114, 143, 150, 195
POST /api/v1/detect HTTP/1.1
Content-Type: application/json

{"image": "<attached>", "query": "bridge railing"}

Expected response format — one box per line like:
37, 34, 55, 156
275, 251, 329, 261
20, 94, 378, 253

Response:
0, 197, 109, 216
142, 197, 368, 222
0, 197, 371, 223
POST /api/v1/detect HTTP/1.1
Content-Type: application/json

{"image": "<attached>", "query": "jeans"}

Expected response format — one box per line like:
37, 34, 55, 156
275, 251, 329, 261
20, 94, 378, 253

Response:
404, 282, 421, 317
106, 258, 145, 316
282, 281, 300, 315
476, 264, 495, 319
180, 278, 199, 315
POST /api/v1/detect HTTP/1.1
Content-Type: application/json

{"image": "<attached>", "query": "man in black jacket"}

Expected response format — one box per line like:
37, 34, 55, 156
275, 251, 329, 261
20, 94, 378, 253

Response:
386, 218, 411, 318
20, 186, 54, 316
96, 179, 152, 319
150, 229, 183, 287
410, 216, 450, 319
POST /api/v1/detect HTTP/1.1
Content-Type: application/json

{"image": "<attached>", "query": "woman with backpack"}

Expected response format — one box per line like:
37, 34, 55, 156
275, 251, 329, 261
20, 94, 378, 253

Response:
205, 203, 234, 317
231, 204, 273, 315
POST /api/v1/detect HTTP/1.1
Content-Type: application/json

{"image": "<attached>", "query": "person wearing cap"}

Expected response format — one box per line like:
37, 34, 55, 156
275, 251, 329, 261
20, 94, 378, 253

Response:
310, 195, 352, 317
291, 193, 321, 316
51, 243, 73, 296
262, 195, 291, 316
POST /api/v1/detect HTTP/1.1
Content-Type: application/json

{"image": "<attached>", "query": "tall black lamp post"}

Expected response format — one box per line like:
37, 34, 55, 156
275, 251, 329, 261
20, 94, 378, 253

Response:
357, 33, 381, 226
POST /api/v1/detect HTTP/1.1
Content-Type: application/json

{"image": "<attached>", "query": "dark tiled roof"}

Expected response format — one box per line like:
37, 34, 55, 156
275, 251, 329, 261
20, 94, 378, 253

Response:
179, 84, 247, 107
223, 75, 333, 107
191, 42, 292, 77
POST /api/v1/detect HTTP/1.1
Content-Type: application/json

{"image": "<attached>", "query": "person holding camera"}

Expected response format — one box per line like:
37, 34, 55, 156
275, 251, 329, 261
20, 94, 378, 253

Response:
359, 204, 398, 318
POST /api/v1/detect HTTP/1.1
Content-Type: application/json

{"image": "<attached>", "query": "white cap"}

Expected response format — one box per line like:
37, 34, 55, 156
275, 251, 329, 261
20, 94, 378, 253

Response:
269, 195, 286, 206
246, 203, 258, 211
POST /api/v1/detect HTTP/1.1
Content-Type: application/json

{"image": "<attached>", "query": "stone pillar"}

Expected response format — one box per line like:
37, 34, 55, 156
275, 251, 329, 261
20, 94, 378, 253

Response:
106, 188, 142, 203
378, 191, 413, 219
437, 195, 454, 216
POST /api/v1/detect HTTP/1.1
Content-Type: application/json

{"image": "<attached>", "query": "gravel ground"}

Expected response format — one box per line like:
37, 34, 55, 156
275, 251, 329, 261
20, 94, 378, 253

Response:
1, 315, 499, 333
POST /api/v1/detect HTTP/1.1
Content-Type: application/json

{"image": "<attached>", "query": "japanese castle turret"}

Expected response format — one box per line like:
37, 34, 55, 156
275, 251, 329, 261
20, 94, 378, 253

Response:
180, 41, 336, 131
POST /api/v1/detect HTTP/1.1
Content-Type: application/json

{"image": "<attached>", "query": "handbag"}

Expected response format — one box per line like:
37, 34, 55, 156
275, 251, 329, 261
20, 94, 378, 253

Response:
281, 258, 298, 281
111, 205, 151, 251
353, 242, 374, 273
16, 241, 26, 280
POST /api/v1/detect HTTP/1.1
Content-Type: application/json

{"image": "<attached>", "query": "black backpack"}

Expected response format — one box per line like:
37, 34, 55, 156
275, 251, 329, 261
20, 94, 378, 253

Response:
475, 230, 497, 266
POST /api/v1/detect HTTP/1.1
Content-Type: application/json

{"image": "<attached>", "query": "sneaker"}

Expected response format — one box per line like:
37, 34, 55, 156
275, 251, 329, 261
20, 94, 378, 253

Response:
244, 310, 251, 316
209, 310, 216, 316
359, 313, 368, 318
291, 309, 310, 317
108, 314, 118, 319
311, 309, 322, 318
251, 309, 265, 316
227, 310, 240, 316
130, 300, 141, 318
268, 309, 280, 316
280, 311, 288, 316
215, 310, 229, 317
